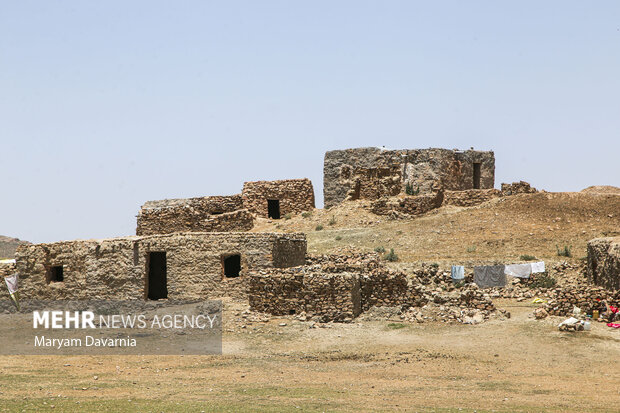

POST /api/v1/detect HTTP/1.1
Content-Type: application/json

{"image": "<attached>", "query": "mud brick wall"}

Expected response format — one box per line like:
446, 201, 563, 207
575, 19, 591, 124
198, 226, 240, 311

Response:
242, 179, 315, 217
443, 189, 502, 207
501, 181, 537, 196
587, 237, 620, 291
15, 232, 307, 301
137, 195, 253, 235
324, 147, 495, 208
368, 191, 444, 216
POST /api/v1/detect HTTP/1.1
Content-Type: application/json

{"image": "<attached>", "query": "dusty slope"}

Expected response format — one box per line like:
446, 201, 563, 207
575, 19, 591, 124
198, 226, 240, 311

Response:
0, 235, 29, 259
581, 185, 620, 195
252, 192, 620, 264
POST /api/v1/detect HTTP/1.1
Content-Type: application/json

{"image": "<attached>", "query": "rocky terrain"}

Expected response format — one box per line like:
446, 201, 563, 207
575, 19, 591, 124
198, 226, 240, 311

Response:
0, 235, 29, 259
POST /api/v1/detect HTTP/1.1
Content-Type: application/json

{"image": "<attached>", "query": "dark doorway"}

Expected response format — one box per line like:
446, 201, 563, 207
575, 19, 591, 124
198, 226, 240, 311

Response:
147, 252, 167, 300
473, 163, 481, 189
267, 199, 280, 219
223, 254, 241, 278
47, 266, 64, 283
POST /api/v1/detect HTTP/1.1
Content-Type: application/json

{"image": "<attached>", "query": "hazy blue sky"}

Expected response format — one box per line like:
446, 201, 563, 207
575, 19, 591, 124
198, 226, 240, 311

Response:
1, 1, 619, 243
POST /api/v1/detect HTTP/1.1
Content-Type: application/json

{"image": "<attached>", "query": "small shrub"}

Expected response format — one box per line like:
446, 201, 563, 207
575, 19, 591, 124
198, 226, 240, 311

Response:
466, 245, 477, 253
387, 322, 407, 330
315, 224, 324, 231
431, 263, 439, 269
384, 248, 399, 262
283, 213, 292, 220
301, 211, 312, 218
405, 183, 414, 195
374, 246, 386, 253
520, 254, 537, 261
529, 272, 556, 289
556, 245, 572, 257
328, 216, 337, 226
335, 235, 342, 241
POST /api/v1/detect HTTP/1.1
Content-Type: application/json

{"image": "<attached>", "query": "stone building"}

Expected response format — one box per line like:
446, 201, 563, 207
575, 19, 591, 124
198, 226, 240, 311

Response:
242, 178, 315, 219
323, 147, 495, 208
136, 194, 253, 235
15, 232, 306, 300
587, 237, 620, 291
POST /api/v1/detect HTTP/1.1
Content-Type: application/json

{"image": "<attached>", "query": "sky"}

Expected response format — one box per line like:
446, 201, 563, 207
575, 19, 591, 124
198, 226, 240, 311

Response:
1, 1, 619, 244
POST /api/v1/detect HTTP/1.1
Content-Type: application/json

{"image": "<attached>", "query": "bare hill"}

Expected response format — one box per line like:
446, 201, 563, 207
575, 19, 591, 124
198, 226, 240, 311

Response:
253, 192, 620, 264
580, 185, 620, 195
0, 236, 29, 259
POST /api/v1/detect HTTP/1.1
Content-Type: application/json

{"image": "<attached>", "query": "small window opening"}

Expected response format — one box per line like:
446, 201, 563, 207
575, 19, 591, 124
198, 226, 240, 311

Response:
267, 199, 280, 219
210, 210, 224, 215
47, 265, 64, 283
289, 309, 296, 315
473, 163, 481, 189
223, 254, 241, 278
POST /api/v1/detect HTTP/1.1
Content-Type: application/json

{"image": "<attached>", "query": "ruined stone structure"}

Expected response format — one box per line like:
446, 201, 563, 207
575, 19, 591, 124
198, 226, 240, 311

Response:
0, 260, 15, 278
15, 232, 306, 301
443, 189, 502, 207
501, 181, 537, 196
368, 191, 444, 217
136, 195, 253, 235
324, 147, 495, 208
249, 252, 411, 322
242, 179, 315, 219
587, 237, 620, 291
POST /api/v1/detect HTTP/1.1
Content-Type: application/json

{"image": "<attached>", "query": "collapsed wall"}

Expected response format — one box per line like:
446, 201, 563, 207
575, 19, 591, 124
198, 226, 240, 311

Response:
443, 189, 502, 207
324, 147, 495, 208
242, 179, 315, 218
15, 232, 307, 301
136, 194, 253, 235
587, 237, 620, 291
368, 191, 444, 217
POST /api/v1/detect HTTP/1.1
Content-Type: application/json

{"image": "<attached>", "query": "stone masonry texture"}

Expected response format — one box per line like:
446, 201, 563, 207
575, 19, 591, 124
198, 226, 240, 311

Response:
323, 147, 495, 208
136, 194, 253, 235
587, 237, 620, 291
15, 232, 307, 300
242, 179, 315, 218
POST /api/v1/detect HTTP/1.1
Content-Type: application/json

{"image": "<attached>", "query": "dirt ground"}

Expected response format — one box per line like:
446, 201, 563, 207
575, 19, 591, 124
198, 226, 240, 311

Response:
1, 191, 619, 412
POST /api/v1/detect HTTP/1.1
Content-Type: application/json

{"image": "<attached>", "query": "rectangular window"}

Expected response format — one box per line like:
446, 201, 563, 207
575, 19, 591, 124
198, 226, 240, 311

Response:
222, 254, 241, 278
47, 266, 64, 283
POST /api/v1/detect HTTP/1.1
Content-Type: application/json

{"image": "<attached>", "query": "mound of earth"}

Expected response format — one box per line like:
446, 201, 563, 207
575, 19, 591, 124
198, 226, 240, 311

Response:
580, 185, 620, 195
0, 235, 29, 259
252, 192, 620, 263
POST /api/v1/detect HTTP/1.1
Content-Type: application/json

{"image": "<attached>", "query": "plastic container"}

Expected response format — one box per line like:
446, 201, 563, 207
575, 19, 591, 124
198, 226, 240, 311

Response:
593, 310, 599, 320
583, 321, 591, 331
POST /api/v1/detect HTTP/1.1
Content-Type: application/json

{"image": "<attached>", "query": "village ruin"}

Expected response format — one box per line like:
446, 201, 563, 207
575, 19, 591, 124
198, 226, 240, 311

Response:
2, 147, 618, 325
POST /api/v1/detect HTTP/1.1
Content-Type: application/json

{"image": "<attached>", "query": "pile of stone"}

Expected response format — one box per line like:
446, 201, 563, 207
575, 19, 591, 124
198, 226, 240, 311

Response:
443, 189, 501, 207
501, 181, 537, 195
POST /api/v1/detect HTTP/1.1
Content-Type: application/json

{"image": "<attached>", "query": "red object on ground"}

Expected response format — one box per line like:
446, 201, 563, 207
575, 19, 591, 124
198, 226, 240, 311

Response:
607, 323, 620, 329
609, 305, 618, 314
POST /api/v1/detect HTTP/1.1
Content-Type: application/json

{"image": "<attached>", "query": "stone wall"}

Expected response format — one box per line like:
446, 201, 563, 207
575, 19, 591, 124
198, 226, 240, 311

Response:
242, 179, 315, 218
0, 261, 16, 278
587, 237, 620, 291
136, 195, 253, 235
324, 147, 495, 208
443, 189, 502, 207
368, 191, 444, 217
501, 181, 537, 196
15, 232, 307, 301
248, 266, 361, 322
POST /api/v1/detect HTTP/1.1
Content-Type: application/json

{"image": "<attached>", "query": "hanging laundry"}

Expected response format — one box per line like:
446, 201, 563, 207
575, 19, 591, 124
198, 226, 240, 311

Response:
474, 265, 506, 288
530, 261, 545, 273
451, 265, 464, 280
504, 263, 532, 278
